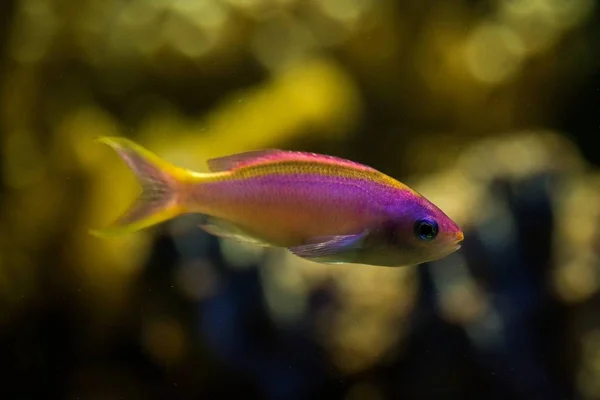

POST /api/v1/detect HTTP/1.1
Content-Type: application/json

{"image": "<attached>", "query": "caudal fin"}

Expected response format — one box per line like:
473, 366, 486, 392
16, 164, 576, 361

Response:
91, 137, 192, 237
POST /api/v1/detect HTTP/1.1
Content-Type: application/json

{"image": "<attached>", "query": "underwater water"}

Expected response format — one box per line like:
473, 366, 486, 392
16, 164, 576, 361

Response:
1, 1, 600, 399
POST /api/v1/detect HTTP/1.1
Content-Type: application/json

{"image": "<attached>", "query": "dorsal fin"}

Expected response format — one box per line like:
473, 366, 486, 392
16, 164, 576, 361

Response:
206, 149, 378, 173
206, 149, 283, 172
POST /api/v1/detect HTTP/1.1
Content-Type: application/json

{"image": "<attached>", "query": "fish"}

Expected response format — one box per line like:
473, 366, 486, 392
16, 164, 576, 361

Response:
91, 137, 464, 267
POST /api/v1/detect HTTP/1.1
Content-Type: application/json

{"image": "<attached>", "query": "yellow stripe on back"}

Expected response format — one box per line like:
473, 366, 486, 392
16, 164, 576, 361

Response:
200, 159, 413, 192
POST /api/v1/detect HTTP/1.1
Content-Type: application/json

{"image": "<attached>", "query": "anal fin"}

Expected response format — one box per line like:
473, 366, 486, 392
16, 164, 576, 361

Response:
199, 216, 273, 247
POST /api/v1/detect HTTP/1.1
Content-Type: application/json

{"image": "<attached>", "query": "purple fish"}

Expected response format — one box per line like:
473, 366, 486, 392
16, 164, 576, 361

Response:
92, 137, 464, 267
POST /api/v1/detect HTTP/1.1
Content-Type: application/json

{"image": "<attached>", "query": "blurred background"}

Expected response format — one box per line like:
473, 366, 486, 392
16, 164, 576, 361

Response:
1, 0, 600, 399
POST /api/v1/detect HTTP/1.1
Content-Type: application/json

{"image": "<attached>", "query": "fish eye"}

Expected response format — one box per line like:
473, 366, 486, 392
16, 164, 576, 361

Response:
414, 218, 438, 241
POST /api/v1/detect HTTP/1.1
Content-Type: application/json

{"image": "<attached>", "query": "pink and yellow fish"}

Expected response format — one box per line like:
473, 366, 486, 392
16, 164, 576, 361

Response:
92, 137, 464, 267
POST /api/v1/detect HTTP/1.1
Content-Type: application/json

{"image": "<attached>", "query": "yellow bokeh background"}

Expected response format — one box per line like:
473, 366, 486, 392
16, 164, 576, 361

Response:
1, 0, 600, 398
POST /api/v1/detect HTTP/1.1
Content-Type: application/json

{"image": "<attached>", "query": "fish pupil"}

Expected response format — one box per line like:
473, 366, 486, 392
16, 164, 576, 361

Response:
415, 219, 438, 241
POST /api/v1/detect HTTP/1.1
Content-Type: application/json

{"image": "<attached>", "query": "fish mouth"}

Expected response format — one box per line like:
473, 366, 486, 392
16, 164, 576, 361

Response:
452, 231, 464, 250
440, 231, 464, 253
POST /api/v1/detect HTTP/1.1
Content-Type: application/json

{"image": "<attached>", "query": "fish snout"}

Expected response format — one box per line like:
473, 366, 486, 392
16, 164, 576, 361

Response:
454, 230, 464, 244
442, 226, 464, 250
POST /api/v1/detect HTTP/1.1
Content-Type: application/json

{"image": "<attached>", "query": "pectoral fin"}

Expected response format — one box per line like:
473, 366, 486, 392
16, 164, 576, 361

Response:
288, 231, 368, 263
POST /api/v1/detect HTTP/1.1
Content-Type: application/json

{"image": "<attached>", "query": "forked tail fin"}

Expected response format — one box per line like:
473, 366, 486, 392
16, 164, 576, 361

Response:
90, 137, 193, 237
